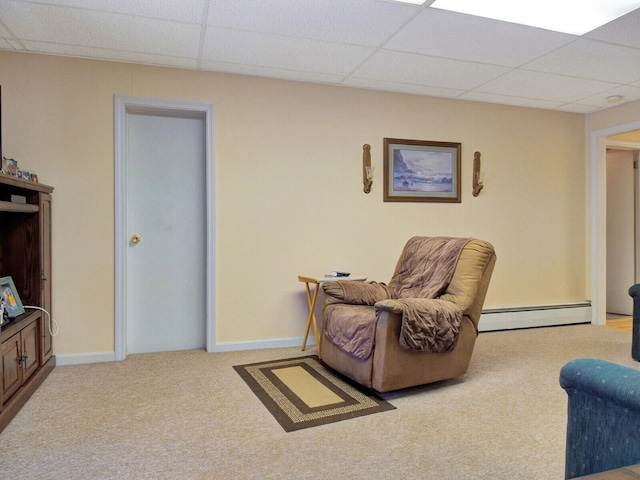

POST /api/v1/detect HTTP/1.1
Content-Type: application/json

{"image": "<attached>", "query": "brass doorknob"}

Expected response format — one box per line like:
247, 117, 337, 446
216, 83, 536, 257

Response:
131, 234, 141, 244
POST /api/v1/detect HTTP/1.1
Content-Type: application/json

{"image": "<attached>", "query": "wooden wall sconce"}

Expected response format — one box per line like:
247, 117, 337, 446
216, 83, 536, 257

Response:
472, 151, 484, 197
363, 144, 374, 194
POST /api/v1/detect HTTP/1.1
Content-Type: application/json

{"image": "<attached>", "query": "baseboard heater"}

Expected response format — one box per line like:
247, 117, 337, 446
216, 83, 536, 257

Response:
478, 301, 592, 332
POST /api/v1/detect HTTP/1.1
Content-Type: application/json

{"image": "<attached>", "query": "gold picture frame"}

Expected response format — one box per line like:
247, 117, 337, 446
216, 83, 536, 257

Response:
383, 138, 461, 203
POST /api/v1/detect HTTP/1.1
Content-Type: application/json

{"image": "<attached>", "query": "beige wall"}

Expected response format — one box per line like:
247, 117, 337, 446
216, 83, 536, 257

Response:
608, 130, 640, 142
0, 50, 588, 355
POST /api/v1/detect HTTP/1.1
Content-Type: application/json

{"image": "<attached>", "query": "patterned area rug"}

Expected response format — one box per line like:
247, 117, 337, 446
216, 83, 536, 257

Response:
233, 355, 395, 432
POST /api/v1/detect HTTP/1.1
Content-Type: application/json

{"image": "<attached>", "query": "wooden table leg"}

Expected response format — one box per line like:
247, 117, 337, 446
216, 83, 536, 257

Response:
301, 281, 320, 351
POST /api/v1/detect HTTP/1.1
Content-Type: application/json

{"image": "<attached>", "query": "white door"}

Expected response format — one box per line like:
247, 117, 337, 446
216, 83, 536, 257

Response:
125, 110, 206, 353
606, 149, 635, 315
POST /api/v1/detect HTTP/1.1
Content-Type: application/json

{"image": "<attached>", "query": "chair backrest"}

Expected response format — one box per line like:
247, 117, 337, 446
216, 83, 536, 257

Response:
388, 236, 474, 299
437, 239, 496, 327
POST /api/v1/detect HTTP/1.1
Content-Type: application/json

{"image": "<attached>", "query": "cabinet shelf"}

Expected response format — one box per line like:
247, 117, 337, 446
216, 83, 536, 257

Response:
0, 200, 39, 213
0, 172, 53, 194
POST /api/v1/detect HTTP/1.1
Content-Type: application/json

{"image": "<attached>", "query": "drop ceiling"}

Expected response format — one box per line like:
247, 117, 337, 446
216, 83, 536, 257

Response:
1, 0, 640, 114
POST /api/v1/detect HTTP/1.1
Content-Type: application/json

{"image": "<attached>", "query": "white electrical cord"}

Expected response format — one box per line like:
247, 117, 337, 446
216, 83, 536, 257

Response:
24, 305, 59, 337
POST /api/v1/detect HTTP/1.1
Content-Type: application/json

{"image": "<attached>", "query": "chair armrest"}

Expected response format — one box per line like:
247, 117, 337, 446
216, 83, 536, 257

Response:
322, 281, 390, 306
560, 358, 640, 478
374, 299, 403, 314
375, 298, 459, 314
630, 283, 640, 300
560, 358, 640, 411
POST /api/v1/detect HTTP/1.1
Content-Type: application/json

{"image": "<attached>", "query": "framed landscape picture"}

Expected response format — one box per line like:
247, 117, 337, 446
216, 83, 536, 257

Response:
383, 138, 461, 203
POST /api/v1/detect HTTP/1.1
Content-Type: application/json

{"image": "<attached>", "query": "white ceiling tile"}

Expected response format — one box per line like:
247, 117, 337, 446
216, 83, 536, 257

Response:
351, 50, 510, 90
576, 84, 640, 108
199, 60, 346, 84
0, 20, 11, 37
206, 0, 418, 46
386, 9, 575, 66
8, 0, 207, 24
524, 39, 640, 84
554, 103, 602, 114
477, 70, 618, 103
202, 28, 373, 75
586, 8, 640, 49
4, 38, 24, 49
1, 3, 201, 57
343, 77, 466, 98
1, 1, 640, 113
21, 40, 199, 69
459, 91, 564, 110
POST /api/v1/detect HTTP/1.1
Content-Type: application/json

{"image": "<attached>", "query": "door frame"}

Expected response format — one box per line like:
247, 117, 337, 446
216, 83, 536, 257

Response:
114, 95, 216, 361
591, 121, 640, 326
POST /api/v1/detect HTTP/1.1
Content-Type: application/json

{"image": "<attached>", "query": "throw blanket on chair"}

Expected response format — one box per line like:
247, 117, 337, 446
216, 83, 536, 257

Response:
324, 237, 470, 359
389, 236, 470, 299
394, 298, 462, 352
390, 236, 470, 353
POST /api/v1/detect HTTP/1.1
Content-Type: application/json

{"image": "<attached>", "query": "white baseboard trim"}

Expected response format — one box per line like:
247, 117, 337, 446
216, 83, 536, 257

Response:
478, 302, 592, 332
56, 351, 116, 366
54, 304, 592, 365
210, 337, 310, 352
54, 338, 311, 365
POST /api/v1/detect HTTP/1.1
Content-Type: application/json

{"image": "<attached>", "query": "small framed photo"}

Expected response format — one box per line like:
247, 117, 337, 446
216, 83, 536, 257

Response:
4, 157, 17, 176
383, 138, 461, 203
1, 276, 25, 318
31, 173, 38, 183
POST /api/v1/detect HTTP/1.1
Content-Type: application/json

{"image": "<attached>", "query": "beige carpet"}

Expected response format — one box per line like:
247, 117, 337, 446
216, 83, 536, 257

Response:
0, 324, 638, 479
233, 355, 395, 431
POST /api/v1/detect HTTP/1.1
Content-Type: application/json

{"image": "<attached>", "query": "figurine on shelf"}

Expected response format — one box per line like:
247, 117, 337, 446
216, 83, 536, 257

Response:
2, 156, 17, 176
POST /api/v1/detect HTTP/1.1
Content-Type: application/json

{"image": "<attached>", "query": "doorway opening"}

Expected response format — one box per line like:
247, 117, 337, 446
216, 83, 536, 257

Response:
606, 146, 639, 317
592, 121, 640, 326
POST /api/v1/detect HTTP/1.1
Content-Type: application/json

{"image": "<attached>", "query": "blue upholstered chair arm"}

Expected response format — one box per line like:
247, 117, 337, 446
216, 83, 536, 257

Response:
561, 358, 640, 410
560, 358, 640, 479
629, 284, 640, 360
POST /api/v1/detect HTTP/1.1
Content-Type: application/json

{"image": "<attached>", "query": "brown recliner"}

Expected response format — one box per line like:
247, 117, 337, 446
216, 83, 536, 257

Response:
320, 237, 496, 392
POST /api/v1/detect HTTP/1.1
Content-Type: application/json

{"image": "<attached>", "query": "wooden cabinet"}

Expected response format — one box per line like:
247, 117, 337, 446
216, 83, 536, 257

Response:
1, 315, 39, 402
1, 329, 22, 401
0, 173, 55, 432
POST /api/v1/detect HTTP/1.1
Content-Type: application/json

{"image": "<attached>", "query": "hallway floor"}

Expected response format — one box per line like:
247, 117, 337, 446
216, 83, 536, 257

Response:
606, 314, 632, 333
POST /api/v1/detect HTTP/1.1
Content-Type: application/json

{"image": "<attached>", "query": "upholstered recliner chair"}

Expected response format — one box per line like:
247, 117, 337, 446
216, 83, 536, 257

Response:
320, 236, 496, 392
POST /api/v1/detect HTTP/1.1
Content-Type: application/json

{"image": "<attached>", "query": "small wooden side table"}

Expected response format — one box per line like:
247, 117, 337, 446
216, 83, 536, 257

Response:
298, 275, 367, 351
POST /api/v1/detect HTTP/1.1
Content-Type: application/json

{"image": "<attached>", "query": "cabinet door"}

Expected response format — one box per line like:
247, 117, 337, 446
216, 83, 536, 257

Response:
1, 333, 21, 403
40, 193, 53, 363
21, 320, 39, 381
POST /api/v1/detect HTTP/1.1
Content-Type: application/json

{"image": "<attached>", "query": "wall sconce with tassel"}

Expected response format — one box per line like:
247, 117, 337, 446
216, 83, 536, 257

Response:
363, 144, 374, 194
472, 151, 484, 197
